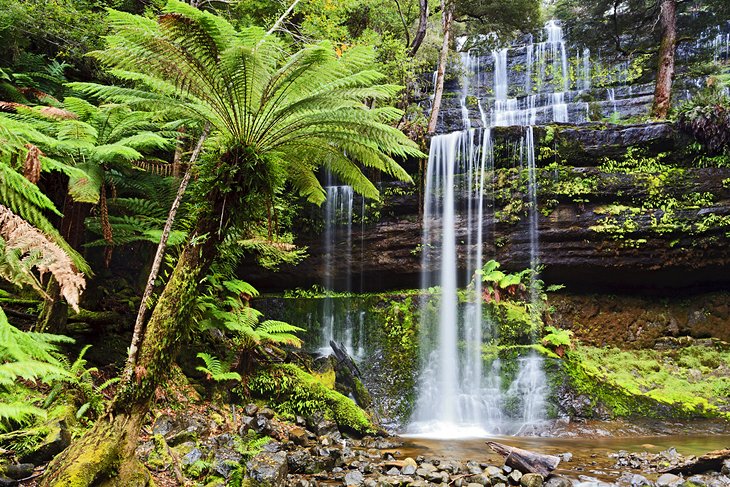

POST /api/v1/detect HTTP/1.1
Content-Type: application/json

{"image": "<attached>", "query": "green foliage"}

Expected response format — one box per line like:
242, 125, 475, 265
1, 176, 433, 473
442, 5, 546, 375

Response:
0, 308, 72, 431
249, 363, 374, 435
676, 88, 730, 155
195, 353, 242, 382
72, 1, 422, 208
45, 345, 120, 423
541, 325, 573, 357
565, 343, 730, 419
197, 279, 305, 354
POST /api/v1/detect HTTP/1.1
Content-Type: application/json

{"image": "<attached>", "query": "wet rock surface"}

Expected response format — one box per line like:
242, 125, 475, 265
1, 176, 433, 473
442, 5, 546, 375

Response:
243, 122, 730, 296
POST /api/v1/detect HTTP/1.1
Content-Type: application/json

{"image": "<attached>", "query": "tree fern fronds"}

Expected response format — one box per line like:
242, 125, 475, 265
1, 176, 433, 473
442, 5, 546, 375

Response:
0, 205, 86, 311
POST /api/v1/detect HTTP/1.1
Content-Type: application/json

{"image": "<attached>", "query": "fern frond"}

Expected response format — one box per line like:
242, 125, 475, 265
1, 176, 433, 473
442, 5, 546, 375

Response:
0, 205, 86, 310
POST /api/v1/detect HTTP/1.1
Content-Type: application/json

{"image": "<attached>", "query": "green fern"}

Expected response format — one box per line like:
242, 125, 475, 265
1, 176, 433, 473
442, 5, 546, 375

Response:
69, 0, 423, 206
0, 308, 72, 431
195, 352, 241, 382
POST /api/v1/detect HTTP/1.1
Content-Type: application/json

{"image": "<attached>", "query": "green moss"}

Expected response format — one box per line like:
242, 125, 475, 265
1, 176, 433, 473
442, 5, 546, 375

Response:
249, 364, 375, 435
564, 345, 730, 419
146, 434, 172, 470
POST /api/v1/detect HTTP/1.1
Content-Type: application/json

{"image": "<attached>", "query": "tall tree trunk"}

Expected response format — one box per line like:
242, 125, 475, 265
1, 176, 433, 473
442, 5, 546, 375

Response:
35, 195, 90, 334
651, 0, 676, 119
427, 0, 453, 134
40, 188, 226, 487
410, 0, 428, 57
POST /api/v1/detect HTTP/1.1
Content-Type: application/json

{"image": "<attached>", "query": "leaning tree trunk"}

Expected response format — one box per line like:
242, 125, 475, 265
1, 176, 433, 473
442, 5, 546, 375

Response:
410, 0, 428, 57
427, 0, 454, 134
651, 0, 677, 119
40, 189, 226, 487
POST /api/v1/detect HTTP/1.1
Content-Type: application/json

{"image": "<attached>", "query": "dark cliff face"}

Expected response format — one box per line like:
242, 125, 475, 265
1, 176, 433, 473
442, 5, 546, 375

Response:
242, 122, 730, 294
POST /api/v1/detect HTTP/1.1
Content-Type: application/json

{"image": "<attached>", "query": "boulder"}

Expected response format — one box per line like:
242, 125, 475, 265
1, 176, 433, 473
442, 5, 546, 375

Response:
246, 450, 288, 486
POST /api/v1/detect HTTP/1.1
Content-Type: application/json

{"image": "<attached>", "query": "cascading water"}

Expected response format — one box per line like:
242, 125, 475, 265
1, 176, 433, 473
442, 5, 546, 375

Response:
320, 184, 364, 358
410, 21, 576, 438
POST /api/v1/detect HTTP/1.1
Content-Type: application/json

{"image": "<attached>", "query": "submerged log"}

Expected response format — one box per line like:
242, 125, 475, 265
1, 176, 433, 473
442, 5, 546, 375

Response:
487, 441, 561, 477
663, 449, 730, 475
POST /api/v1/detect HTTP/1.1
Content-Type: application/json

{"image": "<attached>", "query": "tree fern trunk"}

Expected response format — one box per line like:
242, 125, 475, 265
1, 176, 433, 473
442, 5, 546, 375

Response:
40, 189, 225, 486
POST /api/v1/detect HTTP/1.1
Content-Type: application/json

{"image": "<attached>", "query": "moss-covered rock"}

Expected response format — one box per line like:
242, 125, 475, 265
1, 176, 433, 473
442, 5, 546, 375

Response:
562, 343, 730, 420
248, 364, 375, 436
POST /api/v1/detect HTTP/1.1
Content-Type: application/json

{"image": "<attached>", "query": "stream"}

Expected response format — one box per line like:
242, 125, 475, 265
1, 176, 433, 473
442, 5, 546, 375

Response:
397, 420, 730, 483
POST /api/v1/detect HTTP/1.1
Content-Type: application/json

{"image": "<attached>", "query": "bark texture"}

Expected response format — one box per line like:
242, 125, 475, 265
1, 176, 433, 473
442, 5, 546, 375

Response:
427, 0, 453, 134
409, 0, 428, 57
651, 0, 677, 119
40, 188, 225, 486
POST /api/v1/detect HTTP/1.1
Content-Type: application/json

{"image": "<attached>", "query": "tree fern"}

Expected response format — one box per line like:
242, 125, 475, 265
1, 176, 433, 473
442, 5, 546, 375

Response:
70, 0, 423, 206
0, 205, 86, 311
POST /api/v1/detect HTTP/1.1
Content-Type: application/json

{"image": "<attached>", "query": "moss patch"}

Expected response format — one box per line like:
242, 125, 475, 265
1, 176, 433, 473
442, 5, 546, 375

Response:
248, 364, 375, 435
564, 343, 730, 419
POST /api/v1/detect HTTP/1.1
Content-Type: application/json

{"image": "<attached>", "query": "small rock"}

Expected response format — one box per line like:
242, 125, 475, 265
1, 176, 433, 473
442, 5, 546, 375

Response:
469, 473, 490, 486
520, 473, 544, 487
244, 404, 259, 416
0, 476, 15, 487
344, 470, 365, 486
503, 465, 513, 474
508, 470, 523, 483
246, 451, 288, 486
560, 452, 573, 462
181, 447, 203, 466
656, 473, 683, 487
402, 464, 417, 475
403, 457, 418, 468
467, 460, 483, 475
3, 464, 34, 480
386, 467, 400, 475
486, 466, 503, 477
544, 475, 573, 487
617, 472, 653, 486
258, 407, 276, 419
289, 427, 309, 446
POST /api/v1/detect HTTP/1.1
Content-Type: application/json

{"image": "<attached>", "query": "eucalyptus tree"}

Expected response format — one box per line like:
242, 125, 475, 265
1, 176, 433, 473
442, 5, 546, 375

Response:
41, 1, 422, 485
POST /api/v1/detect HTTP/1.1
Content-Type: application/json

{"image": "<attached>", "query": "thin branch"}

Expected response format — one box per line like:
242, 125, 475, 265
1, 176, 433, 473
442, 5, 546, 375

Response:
393, 0, 411, 48
266, 0, 302, 37
123, 123, 210, 381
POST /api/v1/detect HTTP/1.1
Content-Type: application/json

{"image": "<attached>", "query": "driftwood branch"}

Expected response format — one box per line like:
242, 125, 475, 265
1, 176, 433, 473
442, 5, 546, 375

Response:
663, 449, 730, 475
487, 441, 561, 477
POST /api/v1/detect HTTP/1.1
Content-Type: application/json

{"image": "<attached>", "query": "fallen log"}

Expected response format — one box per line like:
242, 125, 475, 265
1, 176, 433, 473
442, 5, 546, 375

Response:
663, 449, 730, 475
487, 441, 561, 477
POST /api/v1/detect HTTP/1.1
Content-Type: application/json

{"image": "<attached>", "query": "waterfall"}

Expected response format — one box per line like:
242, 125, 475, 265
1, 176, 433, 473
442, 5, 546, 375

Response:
411, 128, 502, 438
320, 185, 361, 357
410, 24, 571, 438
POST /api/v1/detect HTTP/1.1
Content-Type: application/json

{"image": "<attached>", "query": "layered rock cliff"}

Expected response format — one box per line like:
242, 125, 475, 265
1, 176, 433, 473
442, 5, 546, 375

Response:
243, 122, 730, 294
